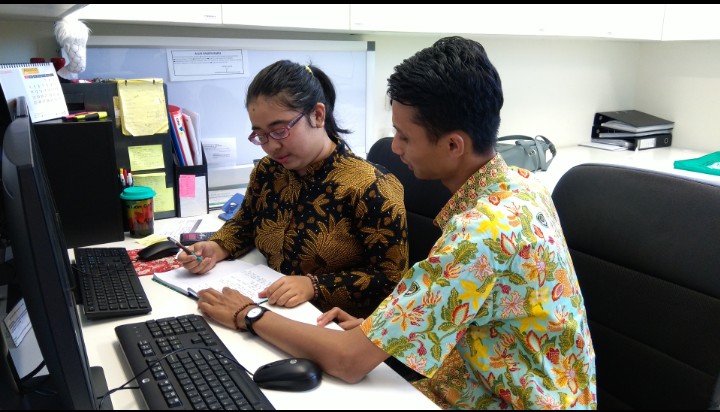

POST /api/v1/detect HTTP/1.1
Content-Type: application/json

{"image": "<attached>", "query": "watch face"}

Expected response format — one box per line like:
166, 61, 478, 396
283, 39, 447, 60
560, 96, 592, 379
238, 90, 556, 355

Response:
247, 307, 263, 318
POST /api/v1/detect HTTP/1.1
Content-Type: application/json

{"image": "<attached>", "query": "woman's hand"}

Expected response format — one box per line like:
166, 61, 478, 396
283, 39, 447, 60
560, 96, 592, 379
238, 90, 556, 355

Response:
317, 307, 363, 330
259, 275, 314, 308
176, 240, 229, 275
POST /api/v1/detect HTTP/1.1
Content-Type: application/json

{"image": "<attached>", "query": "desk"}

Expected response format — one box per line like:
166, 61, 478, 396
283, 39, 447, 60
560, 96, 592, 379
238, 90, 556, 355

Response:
535, 146, 720, 191
78, 213, 439, 410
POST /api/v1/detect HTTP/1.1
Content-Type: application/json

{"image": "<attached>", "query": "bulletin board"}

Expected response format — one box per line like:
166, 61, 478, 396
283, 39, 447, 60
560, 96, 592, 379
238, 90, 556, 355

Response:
81, 36, 375, 188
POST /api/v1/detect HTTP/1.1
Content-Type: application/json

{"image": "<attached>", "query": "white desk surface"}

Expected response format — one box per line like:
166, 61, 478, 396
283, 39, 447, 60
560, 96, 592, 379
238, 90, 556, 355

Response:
80, 146, 718, 409
78, 213, 439, 410
534, 145, 720, 191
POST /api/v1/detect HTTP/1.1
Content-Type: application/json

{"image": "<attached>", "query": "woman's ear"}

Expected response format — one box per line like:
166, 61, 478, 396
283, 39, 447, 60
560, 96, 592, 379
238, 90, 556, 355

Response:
311, 102, 326, 129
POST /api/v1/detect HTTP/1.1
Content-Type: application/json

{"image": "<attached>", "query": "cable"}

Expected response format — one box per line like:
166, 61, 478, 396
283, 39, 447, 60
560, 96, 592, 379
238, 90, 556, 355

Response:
96, 345, 252, 408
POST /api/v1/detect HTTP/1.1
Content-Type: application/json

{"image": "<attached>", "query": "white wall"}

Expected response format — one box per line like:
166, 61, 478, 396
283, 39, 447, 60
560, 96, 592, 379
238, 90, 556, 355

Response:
637, 41, 720, 152
359, 33, 641, 148
2, 18, 719, 153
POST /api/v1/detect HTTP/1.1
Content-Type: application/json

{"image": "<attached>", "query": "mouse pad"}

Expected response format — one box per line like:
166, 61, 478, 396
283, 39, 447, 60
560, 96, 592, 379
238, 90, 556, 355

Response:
128, 248, 183, 276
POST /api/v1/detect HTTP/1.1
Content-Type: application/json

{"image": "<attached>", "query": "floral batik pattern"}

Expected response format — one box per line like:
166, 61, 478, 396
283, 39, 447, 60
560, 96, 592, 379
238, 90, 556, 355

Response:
363, 155, 597, 409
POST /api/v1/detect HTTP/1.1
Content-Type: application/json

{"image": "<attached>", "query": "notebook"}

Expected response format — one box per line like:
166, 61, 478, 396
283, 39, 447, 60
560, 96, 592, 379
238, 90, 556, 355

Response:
152, 258, 284, 301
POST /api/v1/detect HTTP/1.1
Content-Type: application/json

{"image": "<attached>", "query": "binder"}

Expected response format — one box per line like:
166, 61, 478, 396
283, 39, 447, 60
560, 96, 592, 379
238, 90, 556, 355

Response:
590, 134, 672, 150
168, 104, 194, 166
633, 133, 672, 150
593, 110, 674, 133
591, 125, 674, 139
174, 147, 209, 217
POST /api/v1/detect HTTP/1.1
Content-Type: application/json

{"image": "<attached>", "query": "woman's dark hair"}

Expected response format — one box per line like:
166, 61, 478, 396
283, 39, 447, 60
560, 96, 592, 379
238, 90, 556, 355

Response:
246, 60, 350, 142
387, 36, 504, 154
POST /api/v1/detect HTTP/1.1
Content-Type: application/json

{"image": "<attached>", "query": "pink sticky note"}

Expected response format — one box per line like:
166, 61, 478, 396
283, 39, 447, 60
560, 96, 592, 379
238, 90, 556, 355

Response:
178, 174, 196, 198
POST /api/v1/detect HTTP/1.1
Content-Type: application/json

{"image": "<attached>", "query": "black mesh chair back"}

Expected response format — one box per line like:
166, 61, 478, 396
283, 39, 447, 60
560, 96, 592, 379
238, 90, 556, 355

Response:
551, 163, 720, 409
367, 137, 451, 266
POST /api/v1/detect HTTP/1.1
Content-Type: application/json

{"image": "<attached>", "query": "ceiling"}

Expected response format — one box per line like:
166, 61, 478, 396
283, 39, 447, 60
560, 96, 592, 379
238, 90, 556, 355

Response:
0, 4, 85, 21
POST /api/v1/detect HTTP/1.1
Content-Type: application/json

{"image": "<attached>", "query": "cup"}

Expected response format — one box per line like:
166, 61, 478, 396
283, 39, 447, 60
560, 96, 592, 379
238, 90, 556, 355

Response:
50, 57, 66, 72
120, 186, 156, 238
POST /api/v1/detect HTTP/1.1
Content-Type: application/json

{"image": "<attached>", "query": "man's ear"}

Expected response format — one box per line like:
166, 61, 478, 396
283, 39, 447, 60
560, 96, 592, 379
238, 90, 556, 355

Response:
311, 102, 326, 129
445, 132, 466, 158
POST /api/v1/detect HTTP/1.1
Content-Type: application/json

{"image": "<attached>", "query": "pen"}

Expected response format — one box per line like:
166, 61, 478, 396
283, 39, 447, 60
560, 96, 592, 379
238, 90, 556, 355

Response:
63, 111, 93, 121
72, 111, 108, 121
167, 236, 202, 262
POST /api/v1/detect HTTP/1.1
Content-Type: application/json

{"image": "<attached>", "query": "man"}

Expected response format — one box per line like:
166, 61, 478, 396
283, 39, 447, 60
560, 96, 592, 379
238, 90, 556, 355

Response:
197, 36, 597, 409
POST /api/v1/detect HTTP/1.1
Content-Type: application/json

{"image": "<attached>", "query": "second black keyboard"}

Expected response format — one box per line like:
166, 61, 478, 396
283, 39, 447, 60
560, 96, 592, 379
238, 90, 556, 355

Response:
73, 247, 152, 320
115, 314, 275, 410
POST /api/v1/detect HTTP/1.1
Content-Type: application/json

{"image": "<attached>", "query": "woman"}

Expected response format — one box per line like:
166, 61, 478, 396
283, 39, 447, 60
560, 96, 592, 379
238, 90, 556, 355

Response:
179, 60, 408, 318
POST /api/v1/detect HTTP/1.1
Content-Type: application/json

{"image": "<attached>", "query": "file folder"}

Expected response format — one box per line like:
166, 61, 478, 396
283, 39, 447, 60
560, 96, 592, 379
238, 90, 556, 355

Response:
593, 110, 674, 133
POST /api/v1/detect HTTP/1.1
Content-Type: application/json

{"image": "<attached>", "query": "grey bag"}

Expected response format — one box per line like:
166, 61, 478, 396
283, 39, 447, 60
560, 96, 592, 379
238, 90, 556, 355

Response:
497, 135, 556, 172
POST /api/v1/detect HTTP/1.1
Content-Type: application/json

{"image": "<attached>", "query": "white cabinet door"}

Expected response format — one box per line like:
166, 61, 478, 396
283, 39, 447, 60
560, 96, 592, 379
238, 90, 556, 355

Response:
350, 4, 664, 40
221, 4, 350, 31
72, 4, 222, 25
662, 4, 720, 40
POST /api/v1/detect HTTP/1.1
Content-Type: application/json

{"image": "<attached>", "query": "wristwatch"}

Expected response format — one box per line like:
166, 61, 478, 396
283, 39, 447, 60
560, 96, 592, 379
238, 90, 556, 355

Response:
245, 306, 270, 336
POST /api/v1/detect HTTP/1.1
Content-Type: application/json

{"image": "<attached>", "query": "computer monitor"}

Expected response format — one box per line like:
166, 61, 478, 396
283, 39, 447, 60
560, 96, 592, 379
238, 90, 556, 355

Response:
1, 116, 112, 409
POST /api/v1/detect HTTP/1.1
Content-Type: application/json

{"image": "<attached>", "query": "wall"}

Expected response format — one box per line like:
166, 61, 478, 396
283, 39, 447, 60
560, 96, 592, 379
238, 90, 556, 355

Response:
637, 41, 720, 152
360, 33, 641, 148
1, 18, 719, 153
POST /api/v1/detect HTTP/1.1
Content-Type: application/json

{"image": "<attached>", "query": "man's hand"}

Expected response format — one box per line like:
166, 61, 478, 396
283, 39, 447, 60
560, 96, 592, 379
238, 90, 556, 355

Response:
196, 287, 254, 330
317, 307, 363, 330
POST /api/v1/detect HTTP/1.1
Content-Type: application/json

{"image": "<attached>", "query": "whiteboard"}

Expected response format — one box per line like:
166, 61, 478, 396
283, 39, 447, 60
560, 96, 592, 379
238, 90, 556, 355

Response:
82, 36, 374, 187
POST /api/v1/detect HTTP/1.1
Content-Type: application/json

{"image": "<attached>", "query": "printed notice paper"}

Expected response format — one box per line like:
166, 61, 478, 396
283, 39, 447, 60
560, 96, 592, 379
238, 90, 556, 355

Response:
153, 259, 284, 302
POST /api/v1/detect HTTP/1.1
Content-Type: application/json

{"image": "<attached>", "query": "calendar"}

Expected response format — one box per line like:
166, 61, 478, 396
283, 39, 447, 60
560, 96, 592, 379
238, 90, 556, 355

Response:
0, 62, 68, 122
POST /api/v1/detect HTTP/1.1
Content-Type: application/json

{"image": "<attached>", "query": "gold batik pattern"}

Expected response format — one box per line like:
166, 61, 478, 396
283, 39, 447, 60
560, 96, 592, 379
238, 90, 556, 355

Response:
212, 141, 408, 318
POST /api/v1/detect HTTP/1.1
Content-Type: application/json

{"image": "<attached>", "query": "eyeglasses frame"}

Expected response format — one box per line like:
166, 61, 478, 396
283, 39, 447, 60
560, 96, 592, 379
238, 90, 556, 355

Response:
247, 112, 305, 145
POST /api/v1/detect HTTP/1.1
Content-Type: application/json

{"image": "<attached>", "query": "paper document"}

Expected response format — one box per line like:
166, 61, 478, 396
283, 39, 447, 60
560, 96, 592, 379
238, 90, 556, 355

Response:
3, 298, 31, 347
117, 78, 169, 136
579, 142, 628, 151
153, 259, 284, 302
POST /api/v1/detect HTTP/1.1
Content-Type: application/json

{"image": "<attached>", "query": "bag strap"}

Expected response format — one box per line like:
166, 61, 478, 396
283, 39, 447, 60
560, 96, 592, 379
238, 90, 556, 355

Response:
497, 135, 535, 143
534, 135, 556, 171
496, 135, 557, 171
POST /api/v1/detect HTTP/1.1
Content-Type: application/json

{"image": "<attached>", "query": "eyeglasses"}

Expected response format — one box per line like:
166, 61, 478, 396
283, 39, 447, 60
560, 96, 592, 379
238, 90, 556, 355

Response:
247, 112, 305, 145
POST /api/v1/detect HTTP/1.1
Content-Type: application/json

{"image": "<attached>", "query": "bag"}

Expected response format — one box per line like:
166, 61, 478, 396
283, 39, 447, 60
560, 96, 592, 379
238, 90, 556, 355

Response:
497, 135, 557, 172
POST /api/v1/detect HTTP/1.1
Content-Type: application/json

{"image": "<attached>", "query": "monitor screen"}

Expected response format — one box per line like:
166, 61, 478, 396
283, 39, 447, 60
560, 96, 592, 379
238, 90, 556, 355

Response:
1, 116, 111, 409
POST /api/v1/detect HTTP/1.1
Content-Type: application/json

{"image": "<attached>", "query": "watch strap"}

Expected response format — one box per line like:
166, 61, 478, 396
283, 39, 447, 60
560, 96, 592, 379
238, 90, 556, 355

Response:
245, 306, 269, 336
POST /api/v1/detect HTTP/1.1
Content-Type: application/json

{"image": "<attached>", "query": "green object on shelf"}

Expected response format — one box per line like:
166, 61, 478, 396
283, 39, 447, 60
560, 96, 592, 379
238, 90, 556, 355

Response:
673, 151, 720, 176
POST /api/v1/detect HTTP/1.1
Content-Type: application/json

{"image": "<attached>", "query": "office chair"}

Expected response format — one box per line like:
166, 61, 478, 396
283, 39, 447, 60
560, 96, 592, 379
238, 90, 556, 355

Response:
367, 137, 452, 266
551, 163, 720, 410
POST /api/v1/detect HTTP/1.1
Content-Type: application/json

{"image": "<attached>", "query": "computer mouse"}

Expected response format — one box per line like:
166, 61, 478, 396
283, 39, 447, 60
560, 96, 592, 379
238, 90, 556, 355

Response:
138, 240, 180, 261
252, 358, 322, 392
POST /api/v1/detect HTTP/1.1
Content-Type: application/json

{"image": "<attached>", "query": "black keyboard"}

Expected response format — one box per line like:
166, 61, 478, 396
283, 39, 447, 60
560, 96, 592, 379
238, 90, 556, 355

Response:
73, 247, 152, 320
115, 314, 275, 410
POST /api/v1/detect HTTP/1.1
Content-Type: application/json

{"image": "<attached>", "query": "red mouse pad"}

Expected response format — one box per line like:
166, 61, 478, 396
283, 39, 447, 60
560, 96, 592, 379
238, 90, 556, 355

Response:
128, 248, 183, 276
